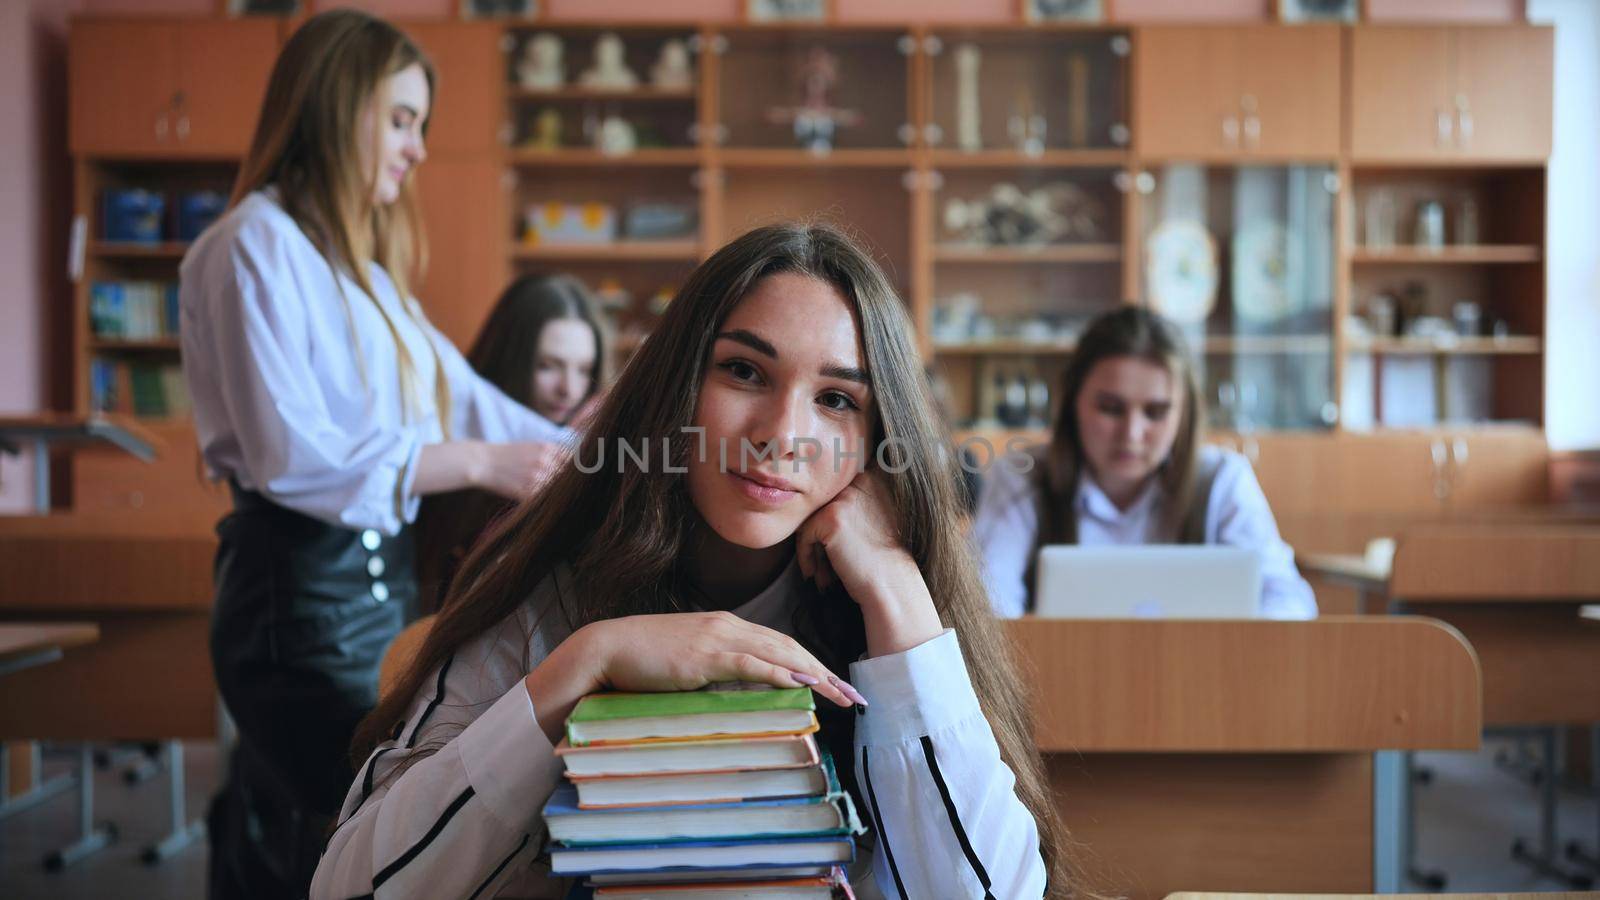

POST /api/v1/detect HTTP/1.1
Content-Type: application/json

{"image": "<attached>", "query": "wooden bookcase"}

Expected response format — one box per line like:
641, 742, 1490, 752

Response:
61, 14, 1554, 519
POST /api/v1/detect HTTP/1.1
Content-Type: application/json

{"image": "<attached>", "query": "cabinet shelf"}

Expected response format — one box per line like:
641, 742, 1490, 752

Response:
1203, 336, 1332, 354
508, 148, 702, 166
933, 243, 1121, 264
1350, 336, 1542, 355
1349, 245, 1541, 264
510, 241, 699, 262
927, 149, 1129, 169
89, 338, 181, 352
934, 340, 1078, 356
91, 241, 190, 259
715, 148, 912, 168
509, 86, 696, 102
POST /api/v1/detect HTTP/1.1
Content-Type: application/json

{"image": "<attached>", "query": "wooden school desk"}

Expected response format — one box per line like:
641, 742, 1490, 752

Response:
1299, 525, 1600, 886
0, 622, 99, 679
0, 514, 217, 865
1007, 616, 1481, 900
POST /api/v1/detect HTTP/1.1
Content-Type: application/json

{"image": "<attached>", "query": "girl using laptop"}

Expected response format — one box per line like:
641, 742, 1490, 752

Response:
314, 224, 1077, 899
972, 307, 1316, 620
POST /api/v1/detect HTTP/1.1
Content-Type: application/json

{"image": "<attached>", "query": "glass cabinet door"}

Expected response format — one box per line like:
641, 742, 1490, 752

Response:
716, 29, 911, 152
1139, 164, 1338, 430
927, 29, 1129, 154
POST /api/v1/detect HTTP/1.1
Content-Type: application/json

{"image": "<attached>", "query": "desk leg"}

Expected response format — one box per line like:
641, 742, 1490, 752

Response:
141, 741, 204, 864
42, 746, 117, 870
1374, 750, 1403, 892
1565, 723, 1600, 872
0, 742, 76, 822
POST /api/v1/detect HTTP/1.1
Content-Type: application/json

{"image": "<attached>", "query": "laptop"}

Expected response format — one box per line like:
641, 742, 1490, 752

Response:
1033, 546, 1263, 619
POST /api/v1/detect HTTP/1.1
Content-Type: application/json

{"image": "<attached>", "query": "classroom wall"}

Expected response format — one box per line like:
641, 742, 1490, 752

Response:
0, 0, 1590, 511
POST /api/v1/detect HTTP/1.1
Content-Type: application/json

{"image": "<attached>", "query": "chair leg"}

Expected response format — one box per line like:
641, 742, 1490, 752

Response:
1563, 723, 1600, 874
1403, 751, 1448, 891
140, 740, 205, 864
42, 745, 117, 871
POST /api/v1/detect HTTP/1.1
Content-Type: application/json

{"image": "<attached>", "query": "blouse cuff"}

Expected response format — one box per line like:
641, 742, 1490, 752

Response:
847, 629, 983, 747
455, 682, 564, 833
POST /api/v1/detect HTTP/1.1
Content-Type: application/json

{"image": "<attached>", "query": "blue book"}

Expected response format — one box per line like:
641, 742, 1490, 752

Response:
548, 834, 855, 877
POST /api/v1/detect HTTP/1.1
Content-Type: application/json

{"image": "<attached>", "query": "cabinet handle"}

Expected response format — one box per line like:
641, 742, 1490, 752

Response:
175, 114, 190, 141
1435, 110, 1454, 149
1430, 439, 1451, 502
1451, 437, 1469, 466
1242, 114, 1261, 149
155, 113, 169, 141
924, 123, 944, 146
1456, 109, 1474, 147
1222, 115, 1240, 149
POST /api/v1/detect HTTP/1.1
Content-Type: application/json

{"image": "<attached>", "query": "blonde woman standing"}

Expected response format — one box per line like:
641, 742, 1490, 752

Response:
178, 11, 568, 897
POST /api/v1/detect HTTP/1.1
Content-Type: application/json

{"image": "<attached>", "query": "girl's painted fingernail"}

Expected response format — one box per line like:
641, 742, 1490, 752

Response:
790, 671, 820, 686
829, 675, 868, 707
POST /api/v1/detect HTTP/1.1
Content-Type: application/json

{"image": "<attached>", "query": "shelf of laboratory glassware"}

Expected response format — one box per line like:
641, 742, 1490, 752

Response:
713, 148, 913, 168
926, 149, 1129, 169
508, 86, 697, 103
1203, 335, 1332, 354
1348, 336, 1542, 355
933, 243, 1121, 264
1347, 245, 1541, 265
89, 338, 181, 352
90, 241, 191, 260
509, 240, 700, 262
507, 147, 702, 167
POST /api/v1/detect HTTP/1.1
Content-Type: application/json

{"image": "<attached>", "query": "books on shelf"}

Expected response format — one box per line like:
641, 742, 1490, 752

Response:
546, 685, 862, 896
90, 281, 179, 340
91, 359, 190, 418
566, 686, 819, 746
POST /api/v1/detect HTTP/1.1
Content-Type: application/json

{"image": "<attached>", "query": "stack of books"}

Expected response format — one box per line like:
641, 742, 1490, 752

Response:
545, 686, 861, 898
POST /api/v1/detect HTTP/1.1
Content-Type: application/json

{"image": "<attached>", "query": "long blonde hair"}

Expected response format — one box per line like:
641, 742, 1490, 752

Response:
232, 8, 449, 429
357, 224, 1085, 895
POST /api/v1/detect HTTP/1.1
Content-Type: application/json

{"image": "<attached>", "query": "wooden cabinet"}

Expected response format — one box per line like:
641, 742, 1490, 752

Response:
414, 158, 508, 348
71, 422, 229, 521
1134, 25, 1340, 159
70, 18, 278, 157
398, 21, 505, 158
1350, 25, 1552, 162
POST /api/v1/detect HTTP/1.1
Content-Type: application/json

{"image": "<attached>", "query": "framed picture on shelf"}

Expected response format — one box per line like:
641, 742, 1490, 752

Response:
1022, 0, 1104, 23
460, 0, 539, 20
746, 0, 829, 23
1277, 0, 1359, 23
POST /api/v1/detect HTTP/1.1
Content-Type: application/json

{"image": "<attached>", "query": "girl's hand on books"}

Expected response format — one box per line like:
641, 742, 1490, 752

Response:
587, 613, 860, 708
796, 471, 944, 658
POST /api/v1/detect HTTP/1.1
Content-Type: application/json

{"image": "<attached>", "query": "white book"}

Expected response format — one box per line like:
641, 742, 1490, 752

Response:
557, 734, 819, 778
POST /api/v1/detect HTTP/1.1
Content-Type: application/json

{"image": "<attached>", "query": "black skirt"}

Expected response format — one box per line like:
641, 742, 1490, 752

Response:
207, 483, 416, 898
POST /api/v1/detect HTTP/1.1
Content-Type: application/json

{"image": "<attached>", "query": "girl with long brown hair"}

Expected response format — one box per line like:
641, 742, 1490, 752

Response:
973, 306, 1315, 619
313, 223, 1078, 899
179, 10, 568, 897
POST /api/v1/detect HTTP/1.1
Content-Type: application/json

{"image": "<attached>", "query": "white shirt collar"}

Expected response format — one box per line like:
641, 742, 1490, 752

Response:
1076, 472, 1162, 525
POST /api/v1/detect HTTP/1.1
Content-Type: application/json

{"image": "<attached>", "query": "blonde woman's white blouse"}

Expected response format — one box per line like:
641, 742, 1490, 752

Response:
180, 189, 569, 534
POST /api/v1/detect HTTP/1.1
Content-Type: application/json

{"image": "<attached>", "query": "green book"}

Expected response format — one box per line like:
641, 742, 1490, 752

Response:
567, 687, 818, 747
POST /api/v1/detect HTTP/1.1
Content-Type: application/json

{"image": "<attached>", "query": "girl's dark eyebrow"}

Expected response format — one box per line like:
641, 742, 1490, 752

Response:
716, 329, 868, 385
394, 103, 421, 118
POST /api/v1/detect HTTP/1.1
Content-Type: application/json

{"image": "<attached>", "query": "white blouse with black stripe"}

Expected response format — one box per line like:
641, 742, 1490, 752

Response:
311, 559, 1047, 899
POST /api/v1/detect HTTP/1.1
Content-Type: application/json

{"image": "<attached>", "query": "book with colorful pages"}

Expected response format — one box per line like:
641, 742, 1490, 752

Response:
555, 733, 820, 778
566, 687, 817, 747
